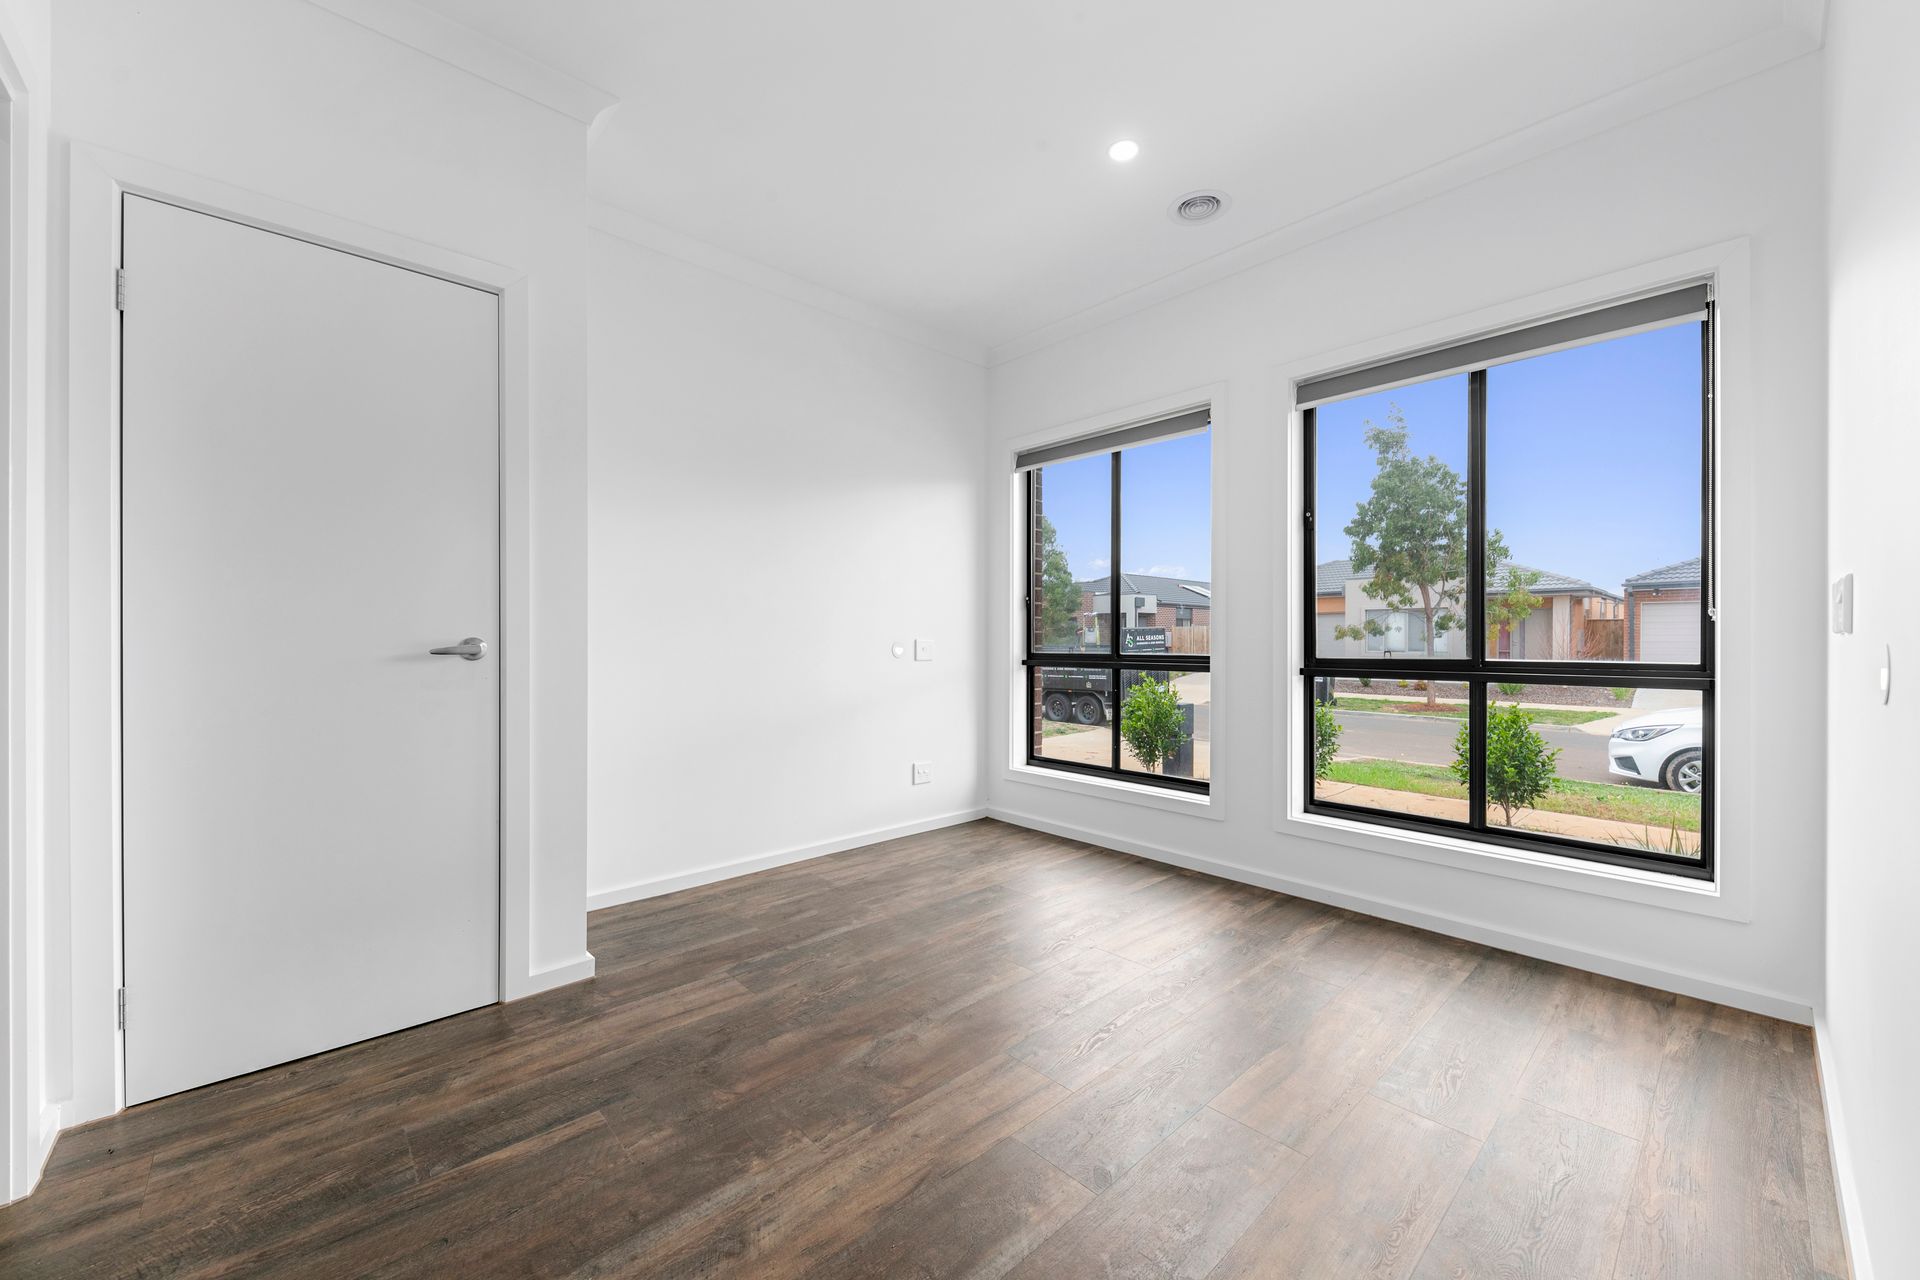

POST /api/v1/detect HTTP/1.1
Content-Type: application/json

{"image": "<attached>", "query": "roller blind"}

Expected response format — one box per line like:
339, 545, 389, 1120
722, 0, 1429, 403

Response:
1015, 407, 1210, 471
1295, 283, 1709, 409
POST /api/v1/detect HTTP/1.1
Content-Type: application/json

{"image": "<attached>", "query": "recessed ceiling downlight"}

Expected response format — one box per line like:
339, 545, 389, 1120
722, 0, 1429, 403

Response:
1108, 139, 1140, 162
1169, 190, 1231, 224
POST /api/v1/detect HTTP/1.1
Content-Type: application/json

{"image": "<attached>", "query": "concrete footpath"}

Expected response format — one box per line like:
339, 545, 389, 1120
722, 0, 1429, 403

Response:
1312, 778, 1701, 856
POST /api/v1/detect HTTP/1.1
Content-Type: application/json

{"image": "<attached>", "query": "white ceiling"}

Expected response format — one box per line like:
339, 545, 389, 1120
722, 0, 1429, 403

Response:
415, 0, 1819, 359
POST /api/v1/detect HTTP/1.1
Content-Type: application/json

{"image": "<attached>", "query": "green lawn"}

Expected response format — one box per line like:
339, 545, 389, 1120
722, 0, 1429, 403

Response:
1331, 695, 1615, 727
1322, 758, 1700, 832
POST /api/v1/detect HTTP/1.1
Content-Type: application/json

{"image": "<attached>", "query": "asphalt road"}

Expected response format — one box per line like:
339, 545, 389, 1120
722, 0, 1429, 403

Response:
1332, 708, 1618, 785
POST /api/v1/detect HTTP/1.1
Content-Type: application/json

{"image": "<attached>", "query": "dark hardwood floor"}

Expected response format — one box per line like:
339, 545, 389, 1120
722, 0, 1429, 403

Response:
3, 819, 1848, 1278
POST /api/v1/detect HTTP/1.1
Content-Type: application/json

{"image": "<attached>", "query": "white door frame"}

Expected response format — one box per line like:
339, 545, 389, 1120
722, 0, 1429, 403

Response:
65, 144, 538, 1126
0, 9, 46, 1204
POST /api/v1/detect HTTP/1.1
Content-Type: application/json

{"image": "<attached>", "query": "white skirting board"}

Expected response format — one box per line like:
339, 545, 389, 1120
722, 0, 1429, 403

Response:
1813, 1016, 1875, 1280
585, 809, 989, 912
516, 952, 597, 996
985, 805, 1814, 1026
5, 1104, 62, 1207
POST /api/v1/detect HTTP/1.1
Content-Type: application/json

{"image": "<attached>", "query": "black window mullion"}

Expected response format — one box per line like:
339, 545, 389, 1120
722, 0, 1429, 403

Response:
1024, 467, 1036, 767
1700, 306, 1716, 677
1467, 371, 1487, 830
1699, 682, 1715, 881
1109, 450, 1122, 772
1468, 680, 1487, 834
1302, 406, 1318, 665
1468, 370, 1486, 667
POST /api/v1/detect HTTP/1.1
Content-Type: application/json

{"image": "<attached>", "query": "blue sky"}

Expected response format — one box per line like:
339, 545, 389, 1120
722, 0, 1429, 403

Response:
1316, 322, 1702, 595
1035, 322, 1701, 599
1038, 431, 1211, 584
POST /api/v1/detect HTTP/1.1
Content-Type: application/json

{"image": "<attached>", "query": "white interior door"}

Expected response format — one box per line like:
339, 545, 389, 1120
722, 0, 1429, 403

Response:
121, 195, 500, 1105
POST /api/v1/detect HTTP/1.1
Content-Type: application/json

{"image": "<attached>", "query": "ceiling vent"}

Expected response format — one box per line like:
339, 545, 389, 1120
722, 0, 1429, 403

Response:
1168, 190, 1231, 225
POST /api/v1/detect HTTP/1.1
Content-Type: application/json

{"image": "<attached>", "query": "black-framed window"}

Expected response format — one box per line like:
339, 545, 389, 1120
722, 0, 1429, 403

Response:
1301, 285, 1714, 877
1022, 410, 1211, 793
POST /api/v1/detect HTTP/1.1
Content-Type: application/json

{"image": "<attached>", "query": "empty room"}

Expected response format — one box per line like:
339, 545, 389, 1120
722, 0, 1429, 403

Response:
0, 0, 1912, 1276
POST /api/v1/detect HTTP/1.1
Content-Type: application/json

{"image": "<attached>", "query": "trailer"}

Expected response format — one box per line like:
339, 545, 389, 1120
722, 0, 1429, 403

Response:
1038, 666, 1172, 726
1039, 668, 1110, 725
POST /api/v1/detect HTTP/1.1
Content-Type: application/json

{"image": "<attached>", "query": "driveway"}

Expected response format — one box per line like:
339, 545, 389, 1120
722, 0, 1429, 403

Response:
1332, 709, 1616, 785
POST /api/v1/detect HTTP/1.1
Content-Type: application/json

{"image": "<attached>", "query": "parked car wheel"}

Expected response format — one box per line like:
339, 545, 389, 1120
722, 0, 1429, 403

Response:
1661, 748, 1704, 795
1608, 706, 1704, 794
1072, 695, 1103, 725
1043, 692, 1070, 722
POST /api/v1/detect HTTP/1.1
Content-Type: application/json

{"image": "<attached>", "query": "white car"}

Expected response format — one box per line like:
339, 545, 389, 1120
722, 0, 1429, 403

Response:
1607, 706, 1704, 793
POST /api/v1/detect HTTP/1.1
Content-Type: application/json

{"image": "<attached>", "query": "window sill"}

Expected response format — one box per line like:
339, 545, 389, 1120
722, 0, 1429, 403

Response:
1282, 806, 1742, 920
1006, 763, 1223, 820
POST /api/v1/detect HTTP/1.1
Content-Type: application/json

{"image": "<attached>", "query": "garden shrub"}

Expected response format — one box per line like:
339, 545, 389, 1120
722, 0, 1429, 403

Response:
1120, 676, 1188, 773
1452, 702, 1560, 824
1312, 702, 1342, 779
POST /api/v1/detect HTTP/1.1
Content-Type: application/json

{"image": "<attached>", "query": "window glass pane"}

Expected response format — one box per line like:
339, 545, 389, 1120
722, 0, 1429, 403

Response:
1313, 375, 1470, 660
1120, 432, 1212, 656
1309, 675, 1467, 822
1030, 666, 1113, 770
1117, 669, 1209, 782
1479, 682, 1702, 857
1030, 453, 1110, 653
1485, 323, 1703, 663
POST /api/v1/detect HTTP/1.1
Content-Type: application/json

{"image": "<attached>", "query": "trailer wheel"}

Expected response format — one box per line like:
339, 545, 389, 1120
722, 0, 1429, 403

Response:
1043, 692, 1071, 721
1072, 695, 1103, 725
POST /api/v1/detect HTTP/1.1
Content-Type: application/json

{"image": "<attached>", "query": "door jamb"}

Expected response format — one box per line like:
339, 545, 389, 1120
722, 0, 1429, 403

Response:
66, 144, 535, 1126
0, 11, 47, 1204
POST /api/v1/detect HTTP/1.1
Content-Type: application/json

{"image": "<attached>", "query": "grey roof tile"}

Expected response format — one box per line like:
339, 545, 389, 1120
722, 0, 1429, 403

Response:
1316, 559, 1620, 600
1073, 573, 1212, 607
1622, 556, 1702, 590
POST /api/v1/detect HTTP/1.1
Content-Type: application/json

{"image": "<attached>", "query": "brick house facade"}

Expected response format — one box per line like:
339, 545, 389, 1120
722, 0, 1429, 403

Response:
1622, 557, 1703, 663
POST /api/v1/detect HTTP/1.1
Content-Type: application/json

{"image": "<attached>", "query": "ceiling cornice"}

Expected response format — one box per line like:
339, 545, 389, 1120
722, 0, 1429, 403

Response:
302, 0, 618, 127
590, 202, 988, 367
988, 7, 1825, 367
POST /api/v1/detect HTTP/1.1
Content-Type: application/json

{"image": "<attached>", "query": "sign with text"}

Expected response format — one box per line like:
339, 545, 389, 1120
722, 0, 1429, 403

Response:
1124, 627, 1171, 653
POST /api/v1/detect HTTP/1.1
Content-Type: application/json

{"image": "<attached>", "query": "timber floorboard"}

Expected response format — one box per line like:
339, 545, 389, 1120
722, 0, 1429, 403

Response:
1, 819, 1847, 1278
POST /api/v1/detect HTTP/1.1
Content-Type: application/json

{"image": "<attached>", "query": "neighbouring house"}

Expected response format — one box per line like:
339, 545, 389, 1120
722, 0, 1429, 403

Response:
1315, 559, 1623, 659
1073, 573, 1211, 650
1623, 556, 1702, 663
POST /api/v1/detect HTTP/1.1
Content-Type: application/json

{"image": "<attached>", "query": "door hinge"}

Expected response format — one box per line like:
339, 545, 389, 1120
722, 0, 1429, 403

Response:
115, 268, 127, 311
117, 987, 126, 1030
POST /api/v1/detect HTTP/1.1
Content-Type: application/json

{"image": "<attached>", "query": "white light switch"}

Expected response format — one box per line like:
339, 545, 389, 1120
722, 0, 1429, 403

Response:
891, 641, 906, 659
914, 639, 934, 662
912, 761, 932, 785
1832, 574, 1853, 635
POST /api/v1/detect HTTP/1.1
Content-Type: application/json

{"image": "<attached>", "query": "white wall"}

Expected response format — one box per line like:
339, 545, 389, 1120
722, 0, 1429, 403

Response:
585, 222, 987, 905
1823, 1, 1920, 1274
0, 0, 51, 1206
30, 0, 595, 1152
986, 58, 1828, 1018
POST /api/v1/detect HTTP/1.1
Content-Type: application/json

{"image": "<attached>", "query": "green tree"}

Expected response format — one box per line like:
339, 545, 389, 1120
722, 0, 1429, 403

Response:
1120, 676, 1188, 774
1034, 516, 1083, 647
1332, 406, 1526, 703
1333, 408, 1466, 706
1312, 702, 1342, 780
1452, 702, 1560, 825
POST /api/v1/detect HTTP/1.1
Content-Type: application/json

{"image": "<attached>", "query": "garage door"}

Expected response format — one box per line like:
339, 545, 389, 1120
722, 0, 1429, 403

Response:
1638, 601, 1698, 663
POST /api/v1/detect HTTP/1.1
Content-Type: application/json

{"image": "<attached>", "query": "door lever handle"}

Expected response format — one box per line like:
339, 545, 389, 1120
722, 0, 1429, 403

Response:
429, 637, 489, 661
